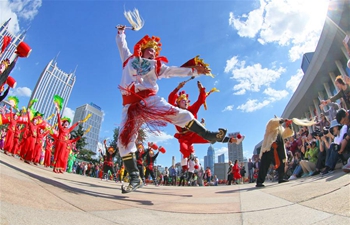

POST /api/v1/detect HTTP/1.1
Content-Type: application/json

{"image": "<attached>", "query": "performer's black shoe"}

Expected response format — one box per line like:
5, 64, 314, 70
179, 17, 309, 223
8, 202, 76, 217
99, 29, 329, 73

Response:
121, 153, 143, 194
121, 171, 143, 194
278, 179, 288, 184
185, 119, 227, 144
256, 183, 265, 188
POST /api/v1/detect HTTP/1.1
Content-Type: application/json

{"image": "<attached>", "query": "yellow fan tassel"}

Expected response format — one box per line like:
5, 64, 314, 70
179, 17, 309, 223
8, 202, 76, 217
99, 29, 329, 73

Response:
84, 125, 92, 135
204, 87, 220, 110
81, 113, 91, 123
45, 113, 55, 121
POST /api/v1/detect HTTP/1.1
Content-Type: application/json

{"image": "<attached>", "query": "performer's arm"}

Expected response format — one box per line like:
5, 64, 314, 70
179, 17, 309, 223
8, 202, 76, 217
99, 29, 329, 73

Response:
190, 81, 206, 113
159, 65, 199, 79
56, 112, 63, 130
323, 91, 342, 105
68, 121, 80, 132
153, 151, 160, 159
68, 136, 81, 144
115, 29, 132, 63
168, 81, 185, 105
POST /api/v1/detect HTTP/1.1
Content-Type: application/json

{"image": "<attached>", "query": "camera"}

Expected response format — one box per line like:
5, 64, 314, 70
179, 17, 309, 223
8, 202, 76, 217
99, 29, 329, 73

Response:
312, 127, 329, 138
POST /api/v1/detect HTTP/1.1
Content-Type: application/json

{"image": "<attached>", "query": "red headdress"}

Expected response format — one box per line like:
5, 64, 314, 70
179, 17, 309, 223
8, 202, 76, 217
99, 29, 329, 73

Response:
175, 90, 190, 105
134, 35, 162, 57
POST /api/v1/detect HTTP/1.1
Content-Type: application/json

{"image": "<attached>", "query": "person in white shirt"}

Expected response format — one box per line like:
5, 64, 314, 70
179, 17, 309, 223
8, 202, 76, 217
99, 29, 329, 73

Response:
163, 167, 169, 185
321, 119, 348, 175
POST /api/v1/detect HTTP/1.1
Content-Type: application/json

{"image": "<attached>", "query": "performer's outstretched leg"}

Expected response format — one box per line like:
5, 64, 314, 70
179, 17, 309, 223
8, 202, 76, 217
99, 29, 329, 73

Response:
121, 153, 143, 194
185, 119, 227, 144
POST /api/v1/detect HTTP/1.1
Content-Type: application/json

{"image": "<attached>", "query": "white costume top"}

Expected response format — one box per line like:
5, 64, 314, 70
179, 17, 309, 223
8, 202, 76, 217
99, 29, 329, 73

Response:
116, 31, 198, 96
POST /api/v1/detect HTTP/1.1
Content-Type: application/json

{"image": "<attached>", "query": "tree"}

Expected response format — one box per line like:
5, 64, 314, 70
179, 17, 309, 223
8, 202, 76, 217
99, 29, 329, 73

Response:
70, 124, 97, 162
77, 148, 97, 162
70, 124, 87, 151
110, 127, 148, 167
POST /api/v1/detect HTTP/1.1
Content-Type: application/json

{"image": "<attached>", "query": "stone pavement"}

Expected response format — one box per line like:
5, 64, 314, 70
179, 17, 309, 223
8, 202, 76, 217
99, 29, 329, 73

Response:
0, 153, 349, 225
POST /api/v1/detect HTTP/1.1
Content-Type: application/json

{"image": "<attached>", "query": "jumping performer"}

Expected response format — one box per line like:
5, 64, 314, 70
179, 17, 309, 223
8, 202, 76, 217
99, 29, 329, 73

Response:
116, 20, 234, 193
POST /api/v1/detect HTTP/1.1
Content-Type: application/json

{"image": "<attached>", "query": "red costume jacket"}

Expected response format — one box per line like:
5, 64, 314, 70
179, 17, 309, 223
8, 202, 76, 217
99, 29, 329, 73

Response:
168, 86, 209, 158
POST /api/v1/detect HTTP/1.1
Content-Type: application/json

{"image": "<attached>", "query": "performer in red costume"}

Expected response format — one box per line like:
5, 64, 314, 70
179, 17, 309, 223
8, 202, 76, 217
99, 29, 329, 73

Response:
135, 143, 147, 184
58, 135, 81, 173
168, 81, 245, 170
19, 123, 29, 159
3, 96, 19, 155
52, 104, 81, 173
9, 124, 22, 156
116, 22, 234, 193
99, 139, 118, 181
23, 112, 40, 163
32, 127, 50, 165
43, 137, 54, 168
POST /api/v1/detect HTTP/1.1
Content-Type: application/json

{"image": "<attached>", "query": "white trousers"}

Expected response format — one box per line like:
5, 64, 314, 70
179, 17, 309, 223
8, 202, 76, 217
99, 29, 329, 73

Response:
118, 95, 194, 157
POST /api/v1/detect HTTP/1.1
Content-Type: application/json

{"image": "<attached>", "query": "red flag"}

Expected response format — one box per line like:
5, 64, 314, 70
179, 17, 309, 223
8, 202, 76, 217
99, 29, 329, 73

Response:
1, 36, 11, 54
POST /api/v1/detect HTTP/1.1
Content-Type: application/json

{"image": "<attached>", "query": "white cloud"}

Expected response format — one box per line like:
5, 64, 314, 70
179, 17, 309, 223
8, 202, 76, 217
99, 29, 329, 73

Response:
62, 107, 75, 120
263, 87, 289, 101
9, 86, 31, 97
222, 105, 234, 112
229, 0, 328, 61
237, 99, 271, 112
236, 88, 288, 113
101, 110, 105, 122
145, 130, 174, 144
224, 56, 286, 95
286, 69, 304, 92
228, 0, 266, 38
0, 0, 42, 35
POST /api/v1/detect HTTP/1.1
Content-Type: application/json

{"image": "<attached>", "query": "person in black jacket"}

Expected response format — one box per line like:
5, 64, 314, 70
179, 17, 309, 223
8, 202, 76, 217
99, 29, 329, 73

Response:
227, 161, 233, 185
100, 140, 118, 181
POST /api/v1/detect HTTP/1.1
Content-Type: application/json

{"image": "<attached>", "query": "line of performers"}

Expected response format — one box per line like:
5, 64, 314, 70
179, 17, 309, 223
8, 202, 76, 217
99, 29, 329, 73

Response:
0, 96, 89, 174
99, 140, 166, 186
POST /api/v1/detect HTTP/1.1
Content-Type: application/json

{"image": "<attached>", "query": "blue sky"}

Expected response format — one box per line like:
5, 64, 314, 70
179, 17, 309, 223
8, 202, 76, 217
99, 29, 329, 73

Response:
1, 0, 330, 167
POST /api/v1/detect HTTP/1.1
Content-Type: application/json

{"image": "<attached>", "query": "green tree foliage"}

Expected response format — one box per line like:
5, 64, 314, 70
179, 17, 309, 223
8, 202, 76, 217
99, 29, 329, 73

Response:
70, 124, 87, 151
110, 127, 147, 167
77, 148, 97, 162
70, 124, 97, 162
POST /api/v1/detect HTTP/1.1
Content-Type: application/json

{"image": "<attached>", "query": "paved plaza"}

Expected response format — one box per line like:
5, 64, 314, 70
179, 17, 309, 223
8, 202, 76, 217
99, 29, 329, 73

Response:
0, 153, 349, 225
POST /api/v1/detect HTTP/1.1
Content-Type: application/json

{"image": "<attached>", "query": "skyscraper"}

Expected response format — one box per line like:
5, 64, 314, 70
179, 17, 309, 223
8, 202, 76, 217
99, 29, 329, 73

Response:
0, 18, 26, 62
28, 58, 76, 124
218, 153, 225, 163
72, 103, 103, 153
207, 145, 215, 174
228, 132, 244, 163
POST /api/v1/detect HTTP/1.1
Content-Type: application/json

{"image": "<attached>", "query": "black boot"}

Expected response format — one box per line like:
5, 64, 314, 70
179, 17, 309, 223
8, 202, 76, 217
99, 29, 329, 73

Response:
121, 153, 143, 194
185, 119, 227, 144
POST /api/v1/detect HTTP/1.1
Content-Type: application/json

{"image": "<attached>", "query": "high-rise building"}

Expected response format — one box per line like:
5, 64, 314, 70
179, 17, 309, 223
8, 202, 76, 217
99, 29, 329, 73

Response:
228, 132, 244, 163
207, 145, 215, 174
218, 153, 225, 163
0, 18, 26, 63
28, 58, 76, 124
203, 155, 208, 170
72, 103, 103, 153
214, 162, 229, 180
